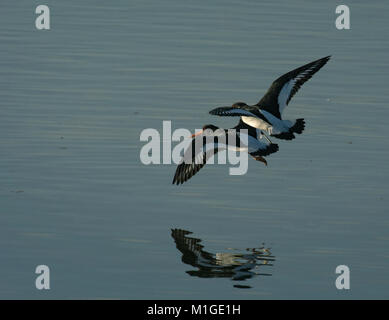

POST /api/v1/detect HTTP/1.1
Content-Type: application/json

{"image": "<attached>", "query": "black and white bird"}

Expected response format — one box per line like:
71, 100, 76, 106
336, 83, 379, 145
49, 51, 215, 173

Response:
209, 56, 331, 140
171, 228, 275, 281
172, 120, 279, 185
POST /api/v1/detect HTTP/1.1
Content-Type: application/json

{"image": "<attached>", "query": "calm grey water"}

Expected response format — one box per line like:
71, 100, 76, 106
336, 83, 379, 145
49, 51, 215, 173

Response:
1, 0, 388, 299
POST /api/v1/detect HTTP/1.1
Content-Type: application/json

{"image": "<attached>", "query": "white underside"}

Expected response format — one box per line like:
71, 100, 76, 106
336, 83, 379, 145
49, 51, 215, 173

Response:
242, 111, 294, 135
241, 116, 273, 134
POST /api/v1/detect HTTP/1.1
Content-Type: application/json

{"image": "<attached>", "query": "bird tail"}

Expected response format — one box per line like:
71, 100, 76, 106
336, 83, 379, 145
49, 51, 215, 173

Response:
271, 118, 305, 140
290, 118, 305, 134
250, 143, 279, 157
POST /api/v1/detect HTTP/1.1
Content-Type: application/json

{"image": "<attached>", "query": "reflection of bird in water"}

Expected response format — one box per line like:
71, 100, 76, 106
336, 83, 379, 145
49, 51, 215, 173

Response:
171, 229, 275, 287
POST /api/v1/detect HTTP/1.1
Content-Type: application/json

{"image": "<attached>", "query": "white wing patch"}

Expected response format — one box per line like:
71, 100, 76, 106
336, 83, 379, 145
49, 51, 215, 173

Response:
260, 110, 292, 133
277, 79, 295, 114
277, 63, 320, 115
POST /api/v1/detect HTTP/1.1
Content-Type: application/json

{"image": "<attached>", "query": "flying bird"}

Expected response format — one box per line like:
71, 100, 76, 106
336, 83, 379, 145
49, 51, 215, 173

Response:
172, 120, 279, 185
209, 56, 330, 140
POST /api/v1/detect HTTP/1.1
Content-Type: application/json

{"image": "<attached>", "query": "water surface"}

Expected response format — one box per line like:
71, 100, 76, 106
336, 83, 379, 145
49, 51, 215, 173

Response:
1, 0, 388, 299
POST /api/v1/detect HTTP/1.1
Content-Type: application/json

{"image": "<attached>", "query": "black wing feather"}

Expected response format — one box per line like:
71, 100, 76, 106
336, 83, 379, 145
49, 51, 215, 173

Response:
172, 136, 219, 185
256, 56, 331, 118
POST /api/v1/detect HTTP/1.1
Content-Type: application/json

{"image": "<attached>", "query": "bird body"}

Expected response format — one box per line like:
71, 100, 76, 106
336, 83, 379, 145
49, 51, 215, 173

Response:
172, 121, 279, 185
209, 56, 330, 140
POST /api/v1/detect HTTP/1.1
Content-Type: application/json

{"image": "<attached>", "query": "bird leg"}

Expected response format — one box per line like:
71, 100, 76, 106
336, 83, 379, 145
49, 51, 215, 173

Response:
251, 155, 267, 166
261, 132, 273, 144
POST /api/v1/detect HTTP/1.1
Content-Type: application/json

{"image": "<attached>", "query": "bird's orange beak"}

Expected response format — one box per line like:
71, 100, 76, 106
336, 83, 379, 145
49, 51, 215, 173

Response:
190, 130, 203, 138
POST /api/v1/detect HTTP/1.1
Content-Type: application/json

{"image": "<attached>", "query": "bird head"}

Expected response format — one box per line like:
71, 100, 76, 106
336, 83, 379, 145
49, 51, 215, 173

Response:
190, 124, 219, 138
232, 102, 248, 108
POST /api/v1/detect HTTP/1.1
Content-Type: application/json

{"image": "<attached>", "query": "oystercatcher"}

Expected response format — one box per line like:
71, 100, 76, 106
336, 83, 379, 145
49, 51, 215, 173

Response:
172, 120, 279, 185
171, 228, 275, 281
209, 56, 330, 140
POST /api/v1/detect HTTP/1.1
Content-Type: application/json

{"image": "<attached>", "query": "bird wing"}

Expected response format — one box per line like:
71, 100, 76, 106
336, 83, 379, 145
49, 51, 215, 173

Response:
208, 105, 270, 127
209, 105, 260, 118
256, 56, 330, 118
172, 135, 224, 185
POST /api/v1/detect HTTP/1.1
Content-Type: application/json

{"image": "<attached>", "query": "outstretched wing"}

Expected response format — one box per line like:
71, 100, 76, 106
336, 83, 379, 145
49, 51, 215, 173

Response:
209, 105, 261, 118
172, 135, 223, 185
256, 56, 330, 118
209, 105, 269, 125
